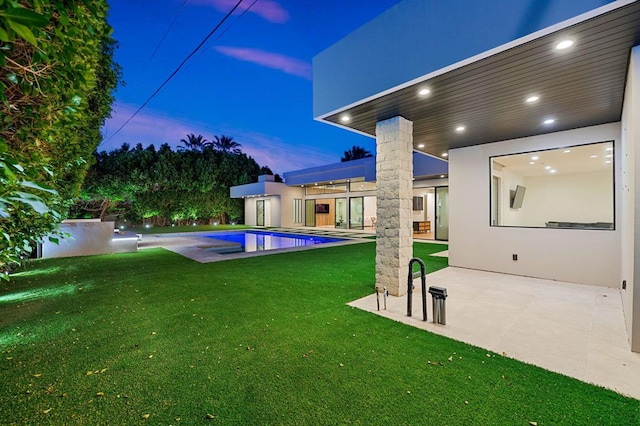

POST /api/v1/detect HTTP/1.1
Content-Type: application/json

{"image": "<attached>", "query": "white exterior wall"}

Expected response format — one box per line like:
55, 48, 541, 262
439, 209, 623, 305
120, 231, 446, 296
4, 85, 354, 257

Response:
313, 0, 611, 118
41, 220, 137, 258
449, 123, 621, 288
621, 46, 640, 351
242, 186, 304, 227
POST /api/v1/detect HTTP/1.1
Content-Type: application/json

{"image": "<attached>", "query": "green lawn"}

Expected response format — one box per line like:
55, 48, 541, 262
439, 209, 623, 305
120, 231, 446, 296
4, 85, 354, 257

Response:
1, 243, 638, 425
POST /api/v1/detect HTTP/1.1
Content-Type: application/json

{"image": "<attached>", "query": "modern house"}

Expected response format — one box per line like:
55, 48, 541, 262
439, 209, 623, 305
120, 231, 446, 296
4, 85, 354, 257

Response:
230, 151, 449, 239
311, 0, 640, 352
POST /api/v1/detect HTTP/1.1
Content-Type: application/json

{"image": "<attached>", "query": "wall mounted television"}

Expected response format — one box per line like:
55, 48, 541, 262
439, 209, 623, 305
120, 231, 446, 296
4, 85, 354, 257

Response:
315, 203, 330, 214
510, 185, 526, 209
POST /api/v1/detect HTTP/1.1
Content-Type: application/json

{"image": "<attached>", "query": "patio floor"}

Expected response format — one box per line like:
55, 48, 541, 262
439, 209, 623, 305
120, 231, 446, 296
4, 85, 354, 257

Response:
349, 265, 640, 400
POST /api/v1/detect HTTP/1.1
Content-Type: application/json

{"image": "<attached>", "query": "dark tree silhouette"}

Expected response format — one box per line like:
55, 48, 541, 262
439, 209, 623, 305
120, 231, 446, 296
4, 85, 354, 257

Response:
178, 133, 208, 151
341, 145, 373, 162
211, 135, 242, 154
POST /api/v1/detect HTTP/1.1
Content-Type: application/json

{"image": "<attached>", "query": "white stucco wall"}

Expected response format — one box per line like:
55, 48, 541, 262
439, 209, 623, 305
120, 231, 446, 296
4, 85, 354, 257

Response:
41, 220, 137, 258
242, 186, 304, 227
449, 123, 621, 287
621, 45, 640, 351
522, 171, 613, 226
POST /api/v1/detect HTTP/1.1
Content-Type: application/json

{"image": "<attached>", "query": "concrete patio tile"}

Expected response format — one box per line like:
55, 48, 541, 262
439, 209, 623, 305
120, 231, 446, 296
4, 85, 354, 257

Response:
349, 266, 640, 400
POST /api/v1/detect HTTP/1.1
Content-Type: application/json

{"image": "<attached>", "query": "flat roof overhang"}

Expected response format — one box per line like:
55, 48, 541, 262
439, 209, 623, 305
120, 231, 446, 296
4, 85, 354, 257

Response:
316, 0, 640, 158
282, 151, 448, 186
229, 181, 289, 199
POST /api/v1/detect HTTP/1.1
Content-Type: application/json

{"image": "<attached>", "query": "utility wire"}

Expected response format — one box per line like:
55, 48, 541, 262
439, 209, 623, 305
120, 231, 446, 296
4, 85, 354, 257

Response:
186, 0, 259, 71
149, 0, 189, 61
104, 0, 249, 145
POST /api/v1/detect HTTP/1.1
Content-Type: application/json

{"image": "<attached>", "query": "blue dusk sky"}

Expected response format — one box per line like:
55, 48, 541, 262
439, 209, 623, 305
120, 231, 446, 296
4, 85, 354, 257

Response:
101, 0, 401, 174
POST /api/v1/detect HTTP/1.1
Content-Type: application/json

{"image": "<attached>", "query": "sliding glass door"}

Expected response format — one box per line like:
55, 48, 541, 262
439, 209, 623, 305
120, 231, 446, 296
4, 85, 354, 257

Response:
435, 187, 449, 241
349, 197, 364, 229
335, 198, 348, 229
304, 199, 315, 227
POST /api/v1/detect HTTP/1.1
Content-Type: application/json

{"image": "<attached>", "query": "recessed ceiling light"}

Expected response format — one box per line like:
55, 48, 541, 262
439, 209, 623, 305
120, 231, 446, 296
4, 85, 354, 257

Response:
442, 153, 448, 158
418, 88, 431, 96
590, 155, 598, 158
340, 115, 350, 123
564, 149, 571, 153
550, 169, 557, 173
606, 147, 614, 151
526, 95, 540, 103
606, 154, 612, 158
545, 166, 551, 170
529, 161, 535, 165
543, 118, 555, 125
455, 126, 465, 132
418, 144, 425, 148
531, 156, 539, 161
555, 39, 574, 50
440, 175, 445, 178
605, 160, 612, 164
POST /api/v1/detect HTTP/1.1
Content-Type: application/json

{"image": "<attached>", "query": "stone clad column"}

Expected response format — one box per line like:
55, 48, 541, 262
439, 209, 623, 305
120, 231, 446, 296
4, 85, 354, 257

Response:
375, 116, 413, 296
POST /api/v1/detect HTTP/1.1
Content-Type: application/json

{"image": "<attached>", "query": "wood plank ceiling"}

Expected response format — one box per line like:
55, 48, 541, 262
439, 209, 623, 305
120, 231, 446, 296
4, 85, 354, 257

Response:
322, 2, 640, 159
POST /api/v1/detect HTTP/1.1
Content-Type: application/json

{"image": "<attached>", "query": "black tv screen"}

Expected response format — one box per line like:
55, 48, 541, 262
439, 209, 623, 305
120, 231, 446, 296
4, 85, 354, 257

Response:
315, 203, 330, 214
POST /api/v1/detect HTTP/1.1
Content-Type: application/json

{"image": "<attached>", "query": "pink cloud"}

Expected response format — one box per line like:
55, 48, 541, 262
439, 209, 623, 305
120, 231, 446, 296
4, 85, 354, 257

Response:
215, 46, 312, 80
192, 0, 289, 24
100, 102, 336, 174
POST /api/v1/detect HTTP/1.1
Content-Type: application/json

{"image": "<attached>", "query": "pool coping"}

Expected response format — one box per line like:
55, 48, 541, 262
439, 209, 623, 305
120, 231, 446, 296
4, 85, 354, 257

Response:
138, 229, 370, 263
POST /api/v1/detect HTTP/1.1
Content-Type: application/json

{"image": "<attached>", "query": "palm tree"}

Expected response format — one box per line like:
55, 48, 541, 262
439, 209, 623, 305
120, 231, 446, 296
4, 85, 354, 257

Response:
341, 145, 373, 162
211, 135, 242, 154
178, 133, 208, 152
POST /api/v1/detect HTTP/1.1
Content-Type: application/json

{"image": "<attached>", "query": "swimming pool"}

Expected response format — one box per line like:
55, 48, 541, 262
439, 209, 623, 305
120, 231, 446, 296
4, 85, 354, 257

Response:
202, 231, 345, 253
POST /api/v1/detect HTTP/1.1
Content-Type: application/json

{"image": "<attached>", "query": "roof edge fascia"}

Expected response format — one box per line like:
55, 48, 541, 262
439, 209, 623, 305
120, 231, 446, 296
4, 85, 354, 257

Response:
314, 0, 638, 122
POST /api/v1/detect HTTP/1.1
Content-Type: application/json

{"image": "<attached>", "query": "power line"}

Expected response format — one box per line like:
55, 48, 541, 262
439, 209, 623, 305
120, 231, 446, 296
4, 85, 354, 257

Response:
149, 0, 190, 61
185, 0, 259, 71
103, 0, 249, 145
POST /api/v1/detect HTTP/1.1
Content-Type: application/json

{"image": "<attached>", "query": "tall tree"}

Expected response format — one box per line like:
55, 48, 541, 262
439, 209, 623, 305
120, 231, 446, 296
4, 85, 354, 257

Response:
178, 133, 208, 152
77, 141, 265, 226
341, 145, 373, 162
211, 135, 242, 154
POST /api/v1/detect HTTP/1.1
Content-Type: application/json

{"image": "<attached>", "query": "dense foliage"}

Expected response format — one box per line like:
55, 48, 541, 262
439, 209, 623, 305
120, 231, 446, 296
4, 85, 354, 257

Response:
0, 1, 121, 274
75, 139, 271, 225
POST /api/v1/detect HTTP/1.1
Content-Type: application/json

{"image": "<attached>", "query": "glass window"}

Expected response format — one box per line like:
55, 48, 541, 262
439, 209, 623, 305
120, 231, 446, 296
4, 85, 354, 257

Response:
350, 181, 376, 192
490, 141, 614, 229
305, 184, 347, 195
350, 197, 364, 229
293, 199, 302, 224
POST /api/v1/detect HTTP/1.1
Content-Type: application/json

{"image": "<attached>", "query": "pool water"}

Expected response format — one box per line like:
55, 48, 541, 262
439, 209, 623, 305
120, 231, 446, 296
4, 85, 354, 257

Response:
202, 231, 345, 253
